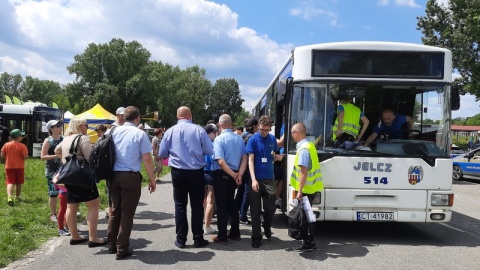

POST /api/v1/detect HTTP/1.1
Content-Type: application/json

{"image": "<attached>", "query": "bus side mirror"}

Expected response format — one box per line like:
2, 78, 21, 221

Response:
451, 85, 460, 111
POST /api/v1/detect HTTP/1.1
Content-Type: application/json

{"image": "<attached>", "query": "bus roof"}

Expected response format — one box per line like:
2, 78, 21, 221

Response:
0, 103, 49, 115
294, 41, 451, 53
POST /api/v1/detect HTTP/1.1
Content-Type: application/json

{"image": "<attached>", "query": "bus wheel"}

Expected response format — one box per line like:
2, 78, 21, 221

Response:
452, 165, 463, 180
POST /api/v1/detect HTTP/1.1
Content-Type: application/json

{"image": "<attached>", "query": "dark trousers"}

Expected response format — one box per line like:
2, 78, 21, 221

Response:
107, 171, 142, 254
235, 174, 250, 220
213, 170, 240, 241
249, 179, 276, 241
171, 167, 205, 243
303, 193, 316, 245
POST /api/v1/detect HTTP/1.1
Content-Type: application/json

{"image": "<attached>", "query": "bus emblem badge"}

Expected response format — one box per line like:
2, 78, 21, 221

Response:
408, 166, 423, 185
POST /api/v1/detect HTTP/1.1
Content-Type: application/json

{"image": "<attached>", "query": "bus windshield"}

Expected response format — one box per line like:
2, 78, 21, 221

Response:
288, 82, 450, 157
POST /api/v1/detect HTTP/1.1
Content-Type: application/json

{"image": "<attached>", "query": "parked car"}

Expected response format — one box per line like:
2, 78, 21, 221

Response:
452, 147, 480, 180
451, 147, 466, 158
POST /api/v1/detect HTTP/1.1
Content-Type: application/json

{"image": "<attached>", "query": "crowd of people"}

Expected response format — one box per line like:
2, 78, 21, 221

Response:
2, 104, 331, 260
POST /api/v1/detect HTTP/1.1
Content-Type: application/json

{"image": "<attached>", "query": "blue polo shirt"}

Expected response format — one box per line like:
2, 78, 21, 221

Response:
373, 114, 408, 139
212, 129, 245, 171
246, 132, 278, 180
112, 122, 152, 172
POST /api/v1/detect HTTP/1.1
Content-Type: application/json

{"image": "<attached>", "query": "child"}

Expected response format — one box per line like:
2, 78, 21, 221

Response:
53, 173, 70, 236
1, 129, 28, 206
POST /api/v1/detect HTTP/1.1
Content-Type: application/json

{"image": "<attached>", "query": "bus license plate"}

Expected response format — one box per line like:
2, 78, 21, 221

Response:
357, 212, 394, 221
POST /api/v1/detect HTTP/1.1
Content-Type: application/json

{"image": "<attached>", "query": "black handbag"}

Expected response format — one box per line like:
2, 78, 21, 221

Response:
56, 135, 96, 189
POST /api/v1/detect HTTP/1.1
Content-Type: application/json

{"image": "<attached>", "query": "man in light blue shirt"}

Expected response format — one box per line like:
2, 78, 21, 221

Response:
211, 114, 247, 244
159, 106, 212, 249
107, 106, 156, 260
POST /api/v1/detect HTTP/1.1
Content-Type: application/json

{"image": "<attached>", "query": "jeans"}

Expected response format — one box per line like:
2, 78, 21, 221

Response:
235, 173, 250, 220
213, 170, 240, 241
171, 168, 206, 243
249, 179, 276, 241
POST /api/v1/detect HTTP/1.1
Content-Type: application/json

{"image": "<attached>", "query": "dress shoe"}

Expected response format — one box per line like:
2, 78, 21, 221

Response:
108, 244, 117, 254
193, 239, 209, 248
211, 236, 227, 245
88, 240, 108, 248
227, 234, 241, 241
252, 240, 261, 248
174, 240, 186, 248
70, 238, 88, 245
116, 248, 133, 260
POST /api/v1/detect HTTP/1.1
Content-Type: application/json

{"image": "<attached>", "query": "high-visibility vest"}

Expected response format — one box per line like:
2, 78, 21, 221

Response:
332, 103, 361, 140
290, 141, 323, 194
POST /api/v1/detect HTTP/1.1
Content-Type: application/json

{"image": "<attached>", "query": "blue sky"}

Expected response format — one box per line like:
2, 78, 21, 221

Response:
0, 0, 477, 119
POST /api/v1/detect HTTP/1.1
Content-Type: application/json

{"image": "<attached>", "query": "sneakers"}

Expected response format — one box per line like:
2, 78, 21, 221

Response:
50, 214, 58, 222
193, 239, 209, 248
204, 226, 217, 235
58, 229, 71, 236
275, 198, 282, 209
7, 197, 14, 206
239, 218, 251, 225
290, 244, 316, 252
263, 226, 272, 239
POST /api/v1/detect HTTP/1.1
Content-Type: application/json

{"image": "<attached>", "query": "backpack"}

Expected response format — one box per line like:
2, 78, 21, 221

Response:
89, 126, 117, 181
287, 203, 309, 240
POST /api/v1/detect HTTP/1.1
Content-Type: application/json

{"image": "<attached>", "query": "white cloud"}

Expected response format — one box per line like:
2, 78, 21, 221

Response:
378, 0, 421, 8
289, 1, 338, 26
0, 0, 292, 111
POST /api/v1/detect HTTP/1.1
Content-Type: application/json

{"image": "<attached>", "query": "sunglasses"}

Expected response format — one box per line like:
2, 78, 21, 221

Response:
55, 124, 62, 128
81, 124, 89, 128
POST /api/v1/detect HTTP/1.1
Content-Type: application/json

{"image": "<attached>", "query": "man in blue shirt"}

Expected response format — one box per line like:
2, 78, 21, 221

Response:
211, 114, 247, 244
108, 106, 156, 260
159, 106, 213, 249
365, 108, 413, 145
246, 115, 279, 248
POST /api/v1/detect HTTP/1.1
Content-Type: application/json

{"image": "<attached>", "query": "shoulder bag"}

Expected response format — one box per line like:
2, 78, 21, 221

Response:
56, 135, 96, 189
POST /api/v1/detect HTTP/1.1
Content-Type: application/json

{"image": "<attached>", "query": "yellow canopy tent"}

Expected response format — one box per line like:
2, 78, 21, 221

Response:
64, 104, 116, 143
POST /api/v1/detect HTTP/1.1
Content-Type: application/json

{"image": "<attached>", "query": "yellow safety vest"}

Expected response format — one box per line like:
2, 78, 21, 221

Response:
332, 103, 361, 140
290, 141, 323, 194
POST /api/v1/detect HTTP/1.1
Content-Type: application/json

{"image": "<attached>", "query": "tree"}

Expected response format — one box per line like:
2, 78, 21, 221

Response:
66, 38, 151, 113
466, 114, 480, 126
417, 0, 480, 97
205, 78, 244, 123
0, 73, 23, 102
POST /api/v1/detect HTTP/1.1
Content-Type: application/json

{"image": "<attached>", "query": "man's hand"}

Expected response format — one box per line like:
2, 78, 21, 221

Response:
251, 179, 259, 192
148, 180, 156, 194
296, 191, 303, 200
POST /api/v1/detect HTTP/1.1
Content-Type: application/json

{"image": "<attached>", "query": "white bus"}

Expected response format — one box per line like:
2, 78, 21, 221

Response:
254, 41, 459, 222
0, 103, 62, 157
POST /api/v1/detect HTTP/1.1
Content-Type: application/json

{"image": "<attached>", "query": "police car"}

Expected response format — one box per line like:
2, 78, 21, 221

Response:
452, 147, 480, 180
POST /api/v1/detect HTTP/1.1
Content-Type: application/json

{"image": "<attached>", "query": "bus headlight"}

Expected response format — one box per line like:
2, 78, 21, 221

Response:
311, 192, 321, 204
431, 194, 454, 206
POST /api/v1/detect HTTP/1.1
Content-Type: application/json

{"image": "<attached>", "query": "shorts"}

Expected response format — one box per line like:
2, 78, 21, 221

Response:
204, 171, 214, 186
5, 168, 25, 185
47, 176, 59, 197
274, 164, 283, 181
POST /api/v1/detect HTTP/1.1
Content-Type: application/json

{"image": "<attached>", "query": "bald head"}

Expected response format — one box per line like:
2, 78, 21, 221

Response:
292, 122, 307, 142
177, 106, 192, 120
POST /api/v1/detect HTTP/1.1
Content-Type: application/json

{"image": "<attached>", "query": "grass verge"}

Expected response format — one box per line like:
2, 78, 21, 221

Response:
0, 158, 170, 268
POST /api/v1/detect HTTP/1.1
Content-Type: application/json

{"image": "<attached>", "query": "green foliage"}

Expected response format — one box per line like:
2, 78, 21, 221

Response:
205, 78, 245, 124
417, 0, 480, 96
233, 108, 253, 128
0, 158, 169, 268
0, 72, 61, 106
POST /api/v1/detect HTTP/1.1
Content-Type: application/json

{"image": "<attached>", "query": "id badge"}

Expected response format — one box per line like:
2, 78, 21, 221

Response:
261, 158, 268, 163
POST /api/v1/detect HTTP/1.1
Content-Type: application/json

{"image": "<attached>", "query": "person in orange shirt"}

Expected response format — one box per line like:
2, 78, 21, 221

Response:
1, 129, 28, 206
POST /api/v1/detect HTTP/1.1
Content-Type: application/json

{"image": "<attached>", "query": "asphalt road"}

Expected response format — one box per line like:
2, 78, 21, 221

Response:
5, 175, 480, 270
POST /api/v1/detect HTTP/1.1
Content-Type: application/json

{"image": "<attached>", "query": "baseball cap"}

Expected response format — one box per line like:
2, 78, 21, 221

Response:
46, 120, 63, 130
116, 107, 125, 115
10, 129, 23, 139
204, 124, 218, 134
